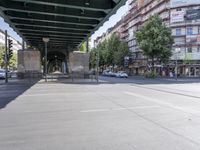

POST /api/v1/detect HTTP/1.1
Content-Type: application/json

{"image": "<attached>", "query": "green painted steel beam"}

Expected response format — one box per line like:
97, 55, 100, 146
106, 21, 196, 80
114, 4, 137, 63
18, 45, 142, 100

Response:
5, 11, 100, 26
25, 35, 84, 40
10, 17, 97, 27
10, 0, 113, 12
3, 8, 103, 21
19, 29, 88, 36
22, 33, 86, 38
15, 24, 92, 31
13, 21, 93, 30
26, 37, 83, 42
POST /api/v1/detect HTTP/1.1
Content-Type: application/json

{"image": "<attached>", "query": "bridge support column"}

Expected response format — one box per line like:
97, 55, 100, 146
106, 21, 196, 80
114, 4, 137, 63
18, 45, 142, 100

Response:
68, 51, 90, 79
17, 49, 42, 78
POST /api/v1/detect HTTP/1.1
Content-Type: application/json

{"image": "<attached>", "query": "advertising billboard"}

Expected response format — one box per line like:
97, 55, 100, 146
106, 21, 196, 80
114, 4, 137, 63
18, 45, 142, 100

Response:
186, 9, 200, 20
170, 10, 185, 23
171, 0, 200, 8
185, 53, 200, 60
186, 35, 200, 43
186, 35, 197, 43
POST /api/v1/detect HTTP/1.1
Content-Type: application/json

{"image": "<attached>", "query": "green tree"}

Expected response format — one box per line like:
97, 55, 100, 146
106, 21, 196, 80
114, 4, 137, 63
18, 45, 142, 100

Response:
0, 46, 17, 69
135, 14, 173, 72
89, 48, 97, 69
114, 41, 130, 67
8, 52, 17, 70
106, 33, 119, 66
89, 33, 130, 70
80, 38, 91, 52
0, 46, 5, 68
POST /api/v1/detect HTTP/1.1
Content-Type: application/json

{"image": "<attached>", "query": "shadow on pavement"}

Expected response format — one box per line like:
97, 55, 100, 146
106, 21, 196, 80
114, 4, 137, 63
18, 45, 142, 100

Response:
0, 78, 39, 109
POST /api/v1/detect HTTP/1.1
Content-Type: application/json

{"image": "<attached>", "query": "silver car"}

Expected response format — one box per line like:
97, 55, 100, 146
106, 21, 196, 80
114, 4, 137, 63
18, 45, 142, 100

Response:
0, 69, 12, 79
0, 69, 5, 79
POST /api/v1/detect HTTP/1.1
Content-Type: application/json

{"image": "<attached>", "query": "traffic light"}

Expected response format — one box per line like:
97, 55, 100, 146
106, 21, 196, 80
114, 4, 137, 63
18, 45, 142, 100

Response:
8, 39, 13, 61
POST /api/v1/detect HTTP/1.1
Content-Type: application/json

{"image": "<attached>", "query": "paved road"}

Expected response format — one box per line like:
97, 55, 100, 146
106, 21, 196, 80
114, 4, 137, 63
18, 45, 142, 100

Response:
1, 77, 200, 150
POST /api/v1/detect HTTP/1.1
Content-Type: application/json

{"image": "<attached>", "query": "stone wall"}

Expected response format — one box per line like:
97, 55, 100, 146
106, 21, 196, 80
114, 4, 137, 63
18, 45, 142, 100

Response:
17, 49, 42, 78
68, 51, 90, 78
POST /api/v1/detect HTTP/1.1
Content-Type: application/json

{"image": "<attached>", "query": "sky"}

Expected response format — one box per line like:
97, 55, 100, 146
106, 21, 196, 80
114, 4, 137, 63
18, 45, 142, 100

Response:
0, 1, 128, 47
0, 17, 22, 43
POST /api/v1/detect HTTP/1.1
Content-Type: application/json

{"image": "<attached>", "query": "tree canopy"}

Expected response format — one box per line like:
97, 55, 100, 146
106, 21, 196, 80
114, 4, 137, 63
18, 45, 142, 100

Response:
135, 14, 174, 71
0, 46, 17, 70
89, 33, 129, 69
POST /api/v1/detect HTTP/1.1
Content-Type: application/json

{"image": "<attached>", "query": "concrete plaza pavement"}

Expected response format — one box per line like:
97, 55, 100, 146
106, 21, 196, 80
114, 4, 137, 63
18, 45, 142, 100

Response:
1, 77, 200, 150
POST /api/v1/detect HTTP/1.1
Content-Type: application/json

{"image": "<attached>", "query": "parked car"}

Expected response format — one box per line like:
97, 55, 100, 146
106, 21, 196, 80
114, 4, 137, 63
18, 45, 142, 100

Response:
102, 70, 116, 77
116, 71, 128, 78
102, 70, 109, 76
0, 69, 5, 79
0, 69, 12, 79
107, 71, 116, 77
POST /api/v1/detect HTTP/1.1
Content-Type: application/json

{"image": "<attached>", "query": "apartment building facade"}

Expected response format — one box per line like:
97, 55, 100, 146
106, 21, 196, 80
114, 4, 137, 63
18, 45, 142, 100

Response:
94, 0, 200, 77
126, 0, 200, 77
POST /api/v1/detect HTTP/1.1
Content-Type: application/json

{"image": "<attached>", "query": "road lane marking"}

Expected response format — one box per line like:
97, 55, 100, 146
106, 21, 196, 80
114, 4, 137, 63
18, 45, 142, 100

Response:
130, 84, 200, 99
80, 106, 160, 113
124, 91, 200, 115
19, 93, 69, 97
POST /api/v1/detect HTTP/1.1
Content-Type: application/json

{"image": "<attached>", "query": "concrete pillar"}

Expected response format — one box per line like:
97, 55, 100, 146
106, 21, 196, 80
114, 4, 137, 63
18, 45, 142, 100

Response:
17, 49, 42, 78
22, 40, 25, 50
86, 38, 89, 53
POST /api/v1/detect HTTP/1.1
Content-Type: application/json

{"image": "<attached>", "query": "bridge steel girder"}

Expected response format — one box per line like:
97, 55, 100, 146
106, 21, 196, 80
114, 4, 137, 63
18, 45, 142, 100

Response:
0, 0, 127, 49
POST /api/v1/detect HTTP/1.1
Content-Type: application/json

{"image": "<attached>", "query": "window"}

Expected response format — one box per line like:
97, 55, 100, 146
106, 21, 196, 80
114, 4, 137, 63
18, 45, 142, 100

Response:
198, 46, 200, 52
199, 26, 200, 34
176, 8, 182, 11
187, 46, 192, 53
187, 27, 193, 35
176, 28, 181, 35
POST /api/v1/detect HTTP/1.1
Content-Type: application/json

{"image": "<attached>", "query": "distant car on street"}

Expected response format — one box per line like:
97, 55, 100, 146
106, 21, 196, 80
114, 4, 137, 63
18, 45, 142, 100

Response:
0, 69, 12, 79
0, 69, 5, 79
116, 71, 128, 78
102, 70, 110, 76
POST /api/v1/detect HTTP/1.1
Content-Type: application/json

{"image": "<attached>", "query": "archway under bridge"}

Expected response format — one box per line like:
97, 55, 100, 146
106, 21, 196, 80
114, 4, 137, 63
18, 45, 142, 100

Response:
46, 51, 68, 74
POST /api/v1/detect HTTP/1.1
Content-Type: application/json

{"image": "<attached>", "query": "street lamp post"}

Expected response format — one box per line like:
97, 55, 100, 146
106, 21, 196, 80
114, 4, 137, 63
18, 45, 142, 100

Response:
96, 48, 99, 83
42, 38, 49, 82
175, 48, 181, 81
5, 30, 8, 83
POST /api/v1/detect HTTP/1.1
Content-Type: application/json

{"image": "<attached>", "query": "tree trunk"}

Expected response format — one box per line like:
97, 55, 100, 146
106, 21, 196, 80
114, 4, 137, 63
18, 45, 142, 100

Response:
151, 57, 155, 73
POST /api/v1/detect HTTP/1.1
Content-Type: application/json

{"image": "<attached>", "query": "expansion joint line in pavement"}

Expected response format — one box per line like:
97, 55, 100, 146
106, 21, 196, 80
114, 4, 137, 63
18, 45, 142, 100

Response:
94, 91, 200, 146
130, 84, 200, 99
124, 91, 200, 146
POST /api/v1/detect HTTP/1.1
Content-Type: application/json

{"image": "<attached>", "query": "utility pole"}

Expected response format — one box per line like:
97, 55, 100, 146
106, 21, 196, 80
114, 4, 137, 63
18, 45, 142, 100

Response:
45, 42, 47, 82
96, 48, 99, 83
175, 48, 181, 81
5, 30, 8, 83
86, 38, 89, 53
175, 55, 178, 81
22, 39, 25, 50
43, 38, 49, 82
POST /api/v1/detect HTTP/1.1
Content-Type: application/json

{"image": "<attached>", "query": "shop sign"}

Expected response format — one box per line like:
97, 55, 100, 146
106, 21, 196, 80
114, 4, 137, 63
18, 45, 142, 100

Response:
170, 10, 185, 23
186, 9, 200, 20
171, 0, 200, 8
185, 53, 200, 60
197, 35, 200, 42
186, 35, 197, 43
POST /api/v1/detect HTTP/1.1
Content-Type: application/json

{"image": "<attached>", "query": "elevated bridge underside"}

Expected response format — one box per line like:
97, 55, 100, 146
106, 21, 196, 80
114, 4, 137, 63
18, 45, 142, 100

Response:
0, 0, 126, 75
0, 0, 126, 51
